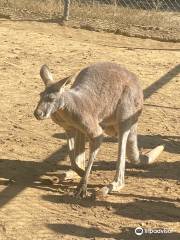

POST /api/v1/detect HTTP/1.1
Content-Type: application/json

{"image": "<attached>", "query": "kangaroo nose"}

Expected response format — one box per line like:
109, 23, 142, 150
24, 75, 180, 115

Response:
34, 109, 44, 120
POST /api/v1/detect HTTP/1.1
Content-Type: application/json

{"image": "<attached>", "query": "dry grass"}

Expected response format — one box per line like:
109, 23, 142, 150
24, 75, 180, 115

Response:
0, 0, 179, 41
0, 0, 62, 15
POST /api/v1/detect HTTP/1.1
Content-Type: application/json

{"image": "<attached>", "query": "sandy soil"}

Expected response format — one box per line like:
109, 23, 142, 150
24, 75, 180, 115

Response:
0, 5, 180, 42
0, 19, 180, 240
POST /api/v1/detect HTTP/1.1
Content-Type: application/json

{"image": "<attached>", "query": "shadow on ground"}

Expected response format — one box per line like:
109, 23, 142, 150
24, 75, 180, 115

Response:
47, 224, 180, 240
0, 143, 69, 208
43, 193, 180, 223
53, 132, 180, 155
103, 134, 180, 155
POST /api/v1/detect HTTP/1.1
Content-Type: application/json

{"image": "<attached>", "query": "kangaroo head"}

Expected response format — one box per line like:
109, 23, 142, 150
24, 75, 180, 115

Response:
34, 65, 70, 120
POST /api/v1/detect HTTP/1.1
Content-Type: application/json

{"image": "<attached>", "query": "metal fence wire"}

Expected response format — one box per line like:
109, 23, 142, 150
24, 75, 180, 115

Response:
68, 0, 180, 12
0, 0, 179, 41
62, 0, 180, 41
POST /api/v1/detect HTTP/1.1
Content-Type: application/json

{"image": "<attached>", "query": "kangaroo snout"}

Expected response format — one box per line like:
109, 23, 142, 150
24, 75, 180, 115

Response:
34, 109, 45, 120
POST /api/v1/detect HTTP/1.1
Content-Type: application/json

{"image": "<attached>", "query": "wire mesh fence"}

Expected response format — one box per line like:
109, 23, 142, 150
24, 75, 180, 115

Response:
0, 0, 179, 42
92, 0, 179, 11
70, 0, 180, 12
65, 0, 180, 41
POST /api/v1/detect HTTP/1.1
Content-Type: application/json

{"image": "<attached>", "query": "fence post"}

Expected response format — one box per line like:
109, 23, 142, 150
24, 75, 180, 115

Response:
113, 0, 117, 16
63, 0, 70, 21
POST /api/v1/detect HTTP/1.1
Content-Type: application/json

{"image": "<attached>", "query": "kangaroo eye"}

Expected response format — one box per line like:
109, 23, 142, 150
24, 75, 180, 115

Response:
47, 94, 55, 101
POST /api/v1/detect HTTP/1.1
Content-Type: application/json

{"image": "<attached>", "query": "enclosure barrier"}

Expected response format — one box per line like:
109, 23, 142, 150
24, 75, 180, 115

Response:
0, 0, 179, 41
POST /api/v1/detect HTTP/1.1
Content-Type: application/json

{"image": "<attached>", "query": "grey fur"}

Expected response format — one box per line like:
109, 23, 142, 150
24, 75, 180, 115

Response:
34, 62, 162, 198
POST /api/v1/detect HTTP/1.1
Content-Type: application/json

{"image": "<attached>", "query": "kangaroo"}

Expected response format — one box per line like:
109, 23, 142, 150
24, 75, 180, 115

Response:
34, 62, 164, 198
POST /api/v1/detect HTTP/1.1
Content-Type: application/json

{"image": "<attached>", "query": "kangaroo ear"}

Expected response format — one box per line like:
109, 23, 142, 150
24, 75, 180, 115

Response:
40, 65, 54, 87
57, 75, 74, 90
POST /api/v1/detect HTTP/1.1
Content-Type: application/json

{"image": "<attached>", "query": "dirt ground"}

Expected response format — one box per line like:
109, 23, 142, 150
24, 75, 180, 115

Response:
0, 19, 180, 240
0, 4, 180, 43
